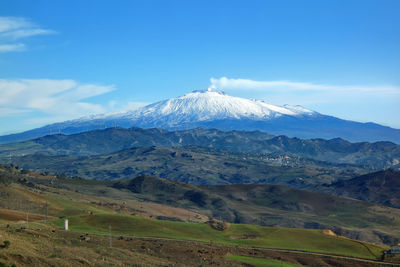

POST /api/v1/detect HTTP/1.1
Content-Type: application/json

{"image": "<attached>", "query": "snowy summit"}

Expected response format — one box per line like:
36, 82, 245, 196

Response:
118, 89, 316, 127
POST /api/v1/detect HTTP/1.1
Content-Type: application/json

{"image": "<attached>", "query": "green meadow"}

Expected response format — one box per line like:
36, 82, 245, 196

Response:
54, 213, 385, 260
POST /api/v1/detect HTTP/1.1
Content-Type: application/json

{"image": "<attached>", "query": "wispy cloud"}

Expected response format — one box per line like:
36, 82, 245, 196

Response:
0, 43, 25, 52
210, 77, 400, 96
0, 16, 55, 53
0, 79, 115, 120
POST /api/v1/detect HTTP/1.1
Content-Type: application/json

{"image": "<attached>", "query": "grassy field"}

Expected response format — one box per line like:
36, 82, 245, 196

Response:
2, 220, 386, 267
53, 213, 386, 260
49, 175, 400, 246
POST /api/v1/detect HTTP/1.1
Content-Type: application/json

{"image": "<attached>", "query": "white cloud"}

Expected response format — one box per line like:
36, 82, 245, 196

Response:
0, 107, 30, 116
0, 17, 28, 32
210, 77, 400, 96
0, 79, 115, 119
0, 16, 55, 53
0, 43, 25, 52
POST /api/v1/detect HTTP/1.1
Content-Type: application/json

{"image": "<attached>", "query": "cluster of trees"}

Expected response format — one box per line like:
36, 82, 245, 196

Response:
0, 164, 19, 185
0, 163, 84, 186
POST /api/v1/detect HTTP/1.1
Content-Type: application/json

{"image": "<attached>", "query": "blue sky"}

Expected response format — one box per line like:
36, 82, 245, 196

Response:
0, 0, 399, 135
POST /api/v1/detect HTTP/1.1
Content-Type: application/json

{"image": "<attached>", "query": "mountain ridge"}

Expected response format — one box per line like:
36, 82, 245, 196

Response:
1, 127, 399, 170
1, 90, 399, 144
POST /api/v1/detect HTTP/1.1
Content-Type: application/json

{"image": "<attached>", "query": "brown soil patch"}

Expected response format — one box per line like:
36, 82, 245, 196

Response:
14, 186, 47, 202
323, 229, 337, 237
124, 200, 209, 222
0, 208, 48, 222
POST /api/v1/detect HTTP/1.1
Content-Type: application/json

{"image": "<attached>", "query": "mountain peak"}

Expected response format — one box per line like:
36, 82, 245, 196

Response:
96, 90, 318, 128
2, 88, 399, 145
190, 87, 226, 95
130, 89, 314, 127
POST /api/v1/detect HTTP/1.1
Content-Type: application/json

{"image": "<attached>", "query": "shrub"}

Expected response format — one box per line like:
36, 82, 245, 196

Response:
21, 169, 30, 174
0, 240, 10, 249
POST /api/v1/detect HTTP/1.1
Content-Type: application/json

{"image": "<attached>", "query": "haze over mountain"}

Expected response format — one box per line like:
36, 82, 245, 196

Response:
1, 89, 399, 144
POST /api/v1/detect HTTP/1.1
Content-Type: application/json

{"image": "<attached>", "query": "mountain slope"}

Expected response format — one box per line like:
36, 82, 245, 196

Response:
114, 174, 400, 245
5, 145, 367, 187
1, 89, 399, 144
0, 127, 274, 157
325, 170, 400, 208
0, 165, 390, 266
22, 169, 400, 246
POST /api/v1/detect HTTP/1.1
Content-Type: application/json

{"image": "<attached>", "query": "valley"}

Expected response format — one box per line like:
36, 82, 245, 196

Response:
1, 124, 400, 266
0, 165, 398, 266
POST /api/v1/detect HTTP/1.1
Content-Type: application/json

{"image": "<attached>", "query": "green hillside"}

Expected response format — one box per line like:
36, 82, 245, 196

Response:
53, 213, 386, 260
0, 164, 396, 266
2, 165, 400, 246
39, 174, 400, 246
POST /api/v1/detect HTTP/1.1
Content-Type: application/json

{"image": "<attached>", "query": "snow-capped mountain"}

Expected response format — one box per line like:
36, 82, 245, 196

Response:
1, 89, 400, 144
114, 89, 317, 126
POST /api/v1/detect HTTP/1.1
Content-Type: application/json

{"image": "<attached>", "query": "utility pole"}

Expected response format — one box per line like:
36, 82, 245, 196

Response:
109, 225, 112, 248
45, 201, 48, 222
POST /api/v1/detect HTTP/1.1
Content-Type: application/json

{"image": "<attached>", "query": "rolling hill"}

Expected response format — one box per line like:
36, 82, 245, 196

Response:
325, 169, 400, 209
12, 165, 397, 246
1, 127, 399, 170
5, 145, 367, 187
1, 163, 396, 266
